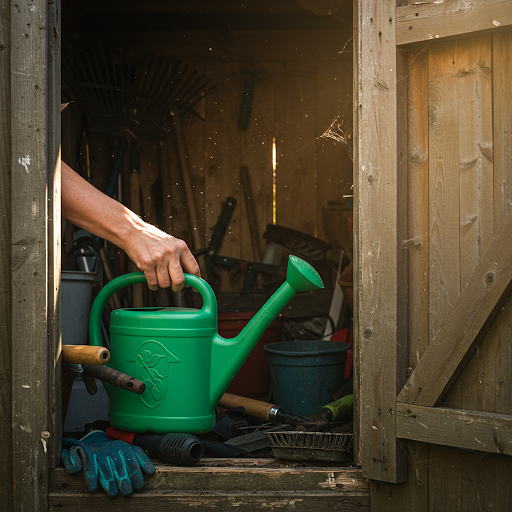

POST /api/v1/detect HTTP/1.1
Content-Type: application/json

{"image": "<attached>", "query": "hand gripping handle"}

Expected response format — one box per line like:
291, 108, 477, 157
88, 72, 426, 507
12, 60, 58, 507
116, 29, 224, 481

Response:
88, 272, 215, 348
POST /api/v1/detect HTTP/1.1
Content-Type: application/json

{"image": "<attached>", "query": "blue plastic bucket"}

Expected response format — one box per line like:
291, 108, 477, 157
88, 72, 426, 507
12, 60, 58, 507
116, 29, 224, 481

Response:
264, 340, 350, 417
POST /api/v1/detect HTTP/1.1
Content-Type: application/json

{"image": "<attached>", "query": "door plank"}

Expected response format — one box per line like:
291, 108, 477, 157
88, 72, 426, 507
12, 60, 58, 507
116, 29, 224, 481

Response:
457, 35, 495, 512
354, 0, 407, 483
0, 0, 13, 509
425, 39, 462, 510
396, 0, 512, 46
11, 1, 54, 510
397, 403, 512, 455
493, 29, 512, 508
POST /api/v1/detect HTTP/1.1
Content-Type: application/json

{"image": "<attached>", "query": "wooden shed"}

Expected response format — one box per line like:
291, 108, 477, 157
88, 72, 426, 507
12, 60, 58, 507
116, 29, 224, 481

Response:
2, 0, 512, 510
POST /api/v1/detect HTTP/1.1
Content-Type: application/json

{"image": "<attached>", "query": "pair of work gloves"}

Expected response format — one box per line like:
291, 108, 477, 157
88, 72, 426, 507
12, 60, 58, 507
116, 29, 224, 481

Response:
61, 430, 155, 498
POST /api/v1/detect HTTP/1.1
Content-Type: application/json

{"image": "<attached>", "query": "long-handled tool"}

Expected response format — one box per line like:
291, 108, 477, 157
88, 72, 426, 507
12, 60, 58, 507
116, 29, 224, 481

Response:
218, 393, 323, 428
62, 345, 110, 365
62, 345, 145, 395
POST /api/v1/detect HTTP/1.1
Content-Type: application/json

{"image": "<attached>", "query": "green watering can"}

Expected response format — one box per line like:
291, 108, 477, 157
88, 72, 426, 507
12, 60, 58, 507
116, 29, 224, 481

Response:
89, 255, 323, 434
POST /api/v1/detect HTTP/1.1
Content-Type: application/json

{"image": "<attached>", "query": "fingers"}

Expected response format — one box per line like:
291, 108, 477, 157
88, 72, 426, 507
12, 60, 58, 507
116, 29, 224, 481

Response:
124, 225, 201, 292
132, 445, 156, 476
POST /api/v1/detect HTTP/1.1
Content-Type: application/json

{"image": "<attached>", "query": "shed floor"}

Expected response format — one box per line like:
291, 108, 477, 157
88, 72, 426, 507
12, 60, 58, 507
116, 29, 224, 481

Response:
49, 458, 369, 511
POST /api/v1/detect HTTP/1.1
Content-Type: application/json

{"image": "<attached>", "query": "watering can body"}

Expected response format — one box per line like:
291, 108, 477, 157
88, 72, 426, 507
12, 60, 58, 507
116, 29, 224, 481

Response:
89, 255, 324, 434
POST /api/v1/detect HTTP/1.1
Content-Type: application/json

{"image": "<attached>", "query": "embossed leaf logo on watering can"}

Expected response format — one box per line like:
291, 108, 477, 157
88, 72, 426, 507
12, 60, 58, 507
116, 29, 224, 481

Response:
127, 340, 180, 408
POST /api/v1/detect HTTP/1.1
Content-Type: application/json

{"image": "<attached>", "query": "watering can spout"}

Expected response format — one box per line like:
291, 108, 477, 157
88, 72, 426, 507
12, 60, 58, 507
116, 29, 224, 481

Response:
210, 255, 324, 405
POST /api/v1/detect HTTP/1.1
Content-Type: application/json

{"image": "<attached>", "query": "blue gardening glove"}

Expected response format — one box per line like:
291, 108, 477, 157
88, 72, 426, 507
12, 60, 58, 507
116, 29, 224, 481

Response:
61, 430, 156, 498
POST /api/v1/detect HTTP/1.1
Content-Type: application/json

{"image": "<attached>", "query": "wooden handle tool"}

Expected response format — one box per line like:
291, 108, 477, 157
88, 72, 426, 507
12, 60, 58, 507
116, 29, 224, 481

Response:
81, 364, 145, 395
218, 393, 318, 427
62, 345, 110, 365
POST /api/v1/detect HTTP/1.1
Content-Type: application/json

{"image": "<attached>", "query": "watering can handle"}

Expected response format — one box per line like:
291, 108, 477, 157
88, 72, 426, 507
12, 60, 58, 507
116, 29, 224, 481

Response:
89, 272, 215, 348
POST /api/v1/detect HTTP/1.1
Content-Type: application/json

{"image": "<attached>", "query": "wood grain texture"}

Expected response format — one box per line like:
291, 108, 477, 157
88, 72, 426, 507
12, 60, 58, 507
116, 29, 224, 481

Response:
493, 32, 512, 232
11, 1, 52, 509
492, 29, 512, 510
397, 403, 512, 455
0, 0, 12, 509
368, 45, 430, 511
354, 0, 407, 483
49, 491, 369, 511
425, 40, 461, 509
51, 464, 369, 493
396, 206, 512, 407
239, 62, 275, 264
204, 62, 243, 292
457, 35, 495, 512
274, 63, 317, 235
396, 0, 512, 46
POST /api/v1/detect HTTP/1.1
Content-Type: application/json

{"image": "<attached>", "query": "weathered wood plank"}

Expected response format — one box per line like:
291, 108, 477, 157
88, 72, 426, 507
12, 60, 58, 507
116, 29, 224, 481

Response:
0, 0, 12, 509
353, 0, 407, 483
424, 39, 461, 507
239, 62, 275, 264
368, 44, 430, 511
457, 35, 495, 512
204, 62, 242, 291
396, 0, 512, 46
11, 1, 53, 510
49, 491, 369, 512
51, 465, 368, 493
396, 206, 512, 407
494, 31, 512, 231
274, 63, 317, 235
493, 29, 512, 510
396, 403, 512, 455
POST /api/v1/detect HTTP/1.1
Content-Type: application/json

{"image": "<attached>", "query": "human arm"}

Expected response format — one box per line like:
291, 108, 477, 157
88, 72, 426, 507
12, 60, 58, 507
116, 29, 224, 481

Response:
61, 161, 200, 291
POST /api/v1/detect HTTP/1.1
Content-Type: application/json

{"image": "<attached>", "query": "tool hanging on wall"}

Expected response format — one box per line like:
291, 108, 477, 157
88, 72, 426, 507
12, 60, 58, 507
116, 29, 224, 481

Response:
193, 196, 237, 279
63, 46, 217, 143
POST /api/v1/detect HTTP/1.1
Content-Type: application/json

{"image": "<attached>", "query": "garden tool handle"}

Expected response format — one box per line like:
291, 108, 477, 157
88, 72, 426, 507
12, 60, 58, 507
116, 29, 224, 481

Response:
218, 393, 318, 427
89, 272, 216, 349
81, 364, 145, 394
219, 393, 273, 419
62, 345, 110, 365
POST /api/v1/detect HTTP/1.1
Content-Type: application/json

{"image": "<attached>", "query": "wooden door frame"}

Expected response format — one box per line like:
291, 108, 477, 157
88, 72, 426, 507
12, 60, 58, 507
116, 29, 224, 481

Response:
355, 0, 512, 484
0, 1, 61, 510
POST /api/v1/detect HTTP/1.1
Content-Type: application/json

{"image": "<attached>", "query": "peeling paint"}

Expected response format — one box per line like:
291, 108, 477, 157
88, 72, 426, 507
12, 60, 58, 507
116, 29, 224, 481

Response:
18, 155, 31, 172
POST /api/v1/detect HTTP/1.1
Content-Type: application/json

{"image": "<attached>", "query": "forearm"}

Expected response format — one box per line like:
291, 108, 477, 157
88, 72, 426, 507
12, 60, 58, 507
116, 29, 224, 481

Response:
61, 161, 141, 251
61, 161, 200, 291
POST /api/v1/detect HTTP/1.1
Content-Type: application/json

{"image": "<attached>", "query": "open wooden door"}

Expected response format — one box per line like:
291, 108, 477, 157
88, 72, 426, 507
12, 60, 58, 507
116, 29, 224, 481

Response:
354, 1, 512, 502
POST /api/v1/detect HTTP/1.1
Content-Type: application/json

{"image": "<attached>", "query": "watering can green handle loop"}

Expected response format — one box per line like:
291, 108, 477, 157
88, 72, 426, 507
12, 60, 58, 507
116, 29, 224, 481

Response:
88, 272, 215, 350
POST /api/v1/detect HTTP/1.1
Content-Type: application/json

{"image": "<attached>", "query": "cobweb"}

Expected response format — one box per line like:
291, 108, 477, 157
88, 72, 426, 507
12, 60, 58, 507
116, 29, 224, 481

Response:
318, 113, 350, 144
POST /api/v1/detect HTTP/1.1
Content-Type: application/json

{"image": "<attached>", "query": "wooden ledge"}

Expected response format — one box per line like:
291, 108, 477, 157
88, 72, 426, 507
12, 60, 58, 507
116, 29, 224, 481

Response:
50, 458, 369, 511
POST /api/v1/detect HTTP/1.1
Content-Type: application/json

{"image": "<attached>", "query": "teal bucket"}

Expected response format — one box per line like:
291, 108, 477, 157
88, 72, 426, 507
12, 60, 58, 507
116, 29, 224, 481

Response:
264, 340, 350, 418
